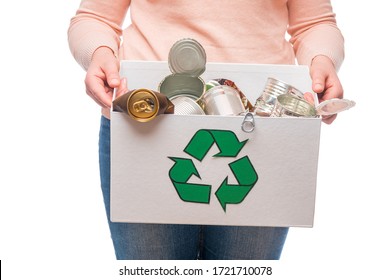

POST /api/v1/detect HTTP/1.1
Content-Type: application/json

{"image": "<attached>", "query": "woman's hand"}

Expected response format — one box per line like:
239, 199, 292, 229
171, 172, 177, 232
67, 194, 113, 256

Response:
84, 46, 121, 108
310, 55, 344, 124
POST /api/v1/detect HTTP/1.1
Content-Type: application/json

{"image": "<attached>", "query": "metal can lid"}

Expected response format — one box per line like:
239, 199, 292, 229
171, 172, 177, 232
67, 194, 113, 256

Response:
316, 98, 356, 116
168, 38, 206, 77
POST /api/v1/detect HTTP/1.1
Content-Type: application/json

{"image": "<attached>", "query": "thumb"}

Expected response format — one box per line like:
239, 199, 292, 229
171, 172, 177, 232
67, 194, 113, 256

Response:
310, 56, 331, 94
312, 73, 325, 94
116, 78, 128, 98
102, 58, 120, 89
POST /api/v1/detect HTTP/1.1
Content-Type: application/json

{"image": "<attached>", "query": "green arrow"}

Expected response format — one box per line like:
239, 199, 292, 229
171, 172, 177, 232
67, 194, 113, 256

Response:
183, 129, 215, 161
215, 156, 258, 211
168, 157, 200, 182
209, 130, 248, 158
184, 129, 247, 161
169, 130, 258, 210
230, 156, 258, 185
171, 182, 212, 204
215, 179, 253, 211
168, 157, 211, 203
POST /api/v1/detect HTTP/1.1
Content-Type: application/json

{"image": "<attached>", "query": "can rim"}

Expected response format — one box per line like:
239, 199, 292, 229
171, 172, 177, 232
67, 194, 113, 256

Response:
158, 73, 206, 100
277, 93, 317, 117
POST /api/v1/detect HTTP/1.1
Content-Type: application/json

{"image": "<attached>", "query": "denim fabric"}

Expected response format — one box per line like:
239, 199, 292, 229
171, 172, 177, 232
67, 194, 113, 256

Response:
98, 116, 288, 260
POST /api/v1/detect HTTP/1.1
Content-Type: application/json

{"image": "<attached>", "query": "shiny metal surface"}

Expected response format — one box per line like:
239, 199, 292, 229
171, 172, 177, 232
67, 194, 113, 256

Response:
202, 85, 246, 116
112, 88, 174, 122
168, 38, 206, 77
271, 93, 317, 118
158, 73, 205, 100
254, 77, 304, 116
170, 95, 205, 115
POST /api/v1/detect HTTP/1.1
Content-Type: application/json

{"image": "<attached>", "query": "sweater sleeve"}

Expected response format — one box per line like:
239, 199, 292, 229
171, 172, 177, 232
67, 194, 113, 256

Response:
287, 0, 344, 71
67, 0, 131, 71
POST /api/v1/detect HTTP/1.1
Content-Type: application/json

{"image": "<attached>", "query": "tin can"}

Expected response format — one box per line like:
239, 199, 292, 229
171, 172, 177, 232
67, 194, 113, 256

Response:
206, 78, 254, 111
170, 95, 205, 115
271, 93, 356, 118
271, 93, 317, 118
201, 85, 246, 116
112, 88, 174, 122
254, 77, 304, 116
158, 73, 205, 100
159, 38, 207, 100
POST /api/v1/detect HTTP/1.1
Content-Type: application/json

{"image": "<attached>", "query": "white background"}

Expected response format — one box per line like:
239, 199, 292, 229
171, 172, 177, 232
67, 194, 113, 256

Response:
0, 1, 389, 279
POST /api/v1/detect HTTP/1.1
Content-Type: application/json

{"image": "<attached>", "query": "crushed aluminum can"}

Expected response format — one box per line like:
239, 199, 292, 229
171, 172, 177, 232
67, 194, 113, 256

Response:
112, 88, 174, 122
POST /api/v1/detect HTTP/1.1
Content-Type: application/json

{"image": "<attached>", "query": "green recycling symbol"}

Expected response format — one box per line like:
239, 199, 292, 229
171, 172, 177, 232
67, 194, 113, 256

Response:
168, 129, 258, 212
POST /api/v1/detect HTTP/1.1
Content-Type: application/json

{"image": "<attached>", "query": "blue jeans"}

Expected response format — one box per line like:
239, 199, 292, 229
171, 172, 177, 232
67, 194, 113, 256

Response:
98, 116, 288, 260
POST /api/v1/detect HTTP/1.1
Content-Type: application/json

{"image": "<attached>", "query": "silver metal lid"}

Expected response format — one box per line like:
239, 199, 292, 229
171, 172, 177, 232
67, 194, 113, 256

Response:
316, 98, 356, 116
168, 38, 206, 77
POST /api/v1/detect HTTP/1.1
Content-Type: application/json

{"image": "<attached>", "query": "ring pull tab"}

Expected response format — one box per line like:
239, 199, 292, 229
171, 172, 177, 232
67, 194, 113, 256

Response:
241, 112, 255, 133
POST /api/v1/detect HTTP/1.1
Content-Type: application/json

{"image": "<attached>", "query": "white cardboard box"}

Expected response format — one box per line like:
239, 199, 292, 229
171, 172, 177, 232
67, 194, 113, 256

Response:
111, 61, 321, 227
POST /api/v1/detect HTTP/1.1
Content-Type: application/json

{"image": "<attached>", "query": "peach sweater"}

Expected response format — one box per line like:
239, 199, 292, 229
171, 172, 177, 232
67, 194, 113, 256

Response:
68, 0, 344, 115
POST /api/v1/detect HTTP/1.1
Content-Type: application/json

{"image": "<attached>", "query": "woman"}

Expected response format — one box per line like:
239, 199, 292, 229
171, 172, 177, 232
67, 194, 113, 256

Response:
68, 0, 344, 260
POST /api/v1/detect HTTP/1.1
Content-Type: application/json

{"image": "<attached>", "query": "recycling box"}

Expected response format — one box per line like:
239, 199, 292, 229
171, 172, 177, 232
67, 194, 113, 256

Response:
111, 61, 321, 227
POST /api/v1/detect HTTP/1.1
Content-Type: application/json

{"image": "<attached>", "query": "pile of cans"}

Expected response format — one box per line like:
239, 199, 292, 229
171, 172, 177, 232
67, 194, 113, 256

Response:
113, 38, 355, 122
157, 38, 252, 117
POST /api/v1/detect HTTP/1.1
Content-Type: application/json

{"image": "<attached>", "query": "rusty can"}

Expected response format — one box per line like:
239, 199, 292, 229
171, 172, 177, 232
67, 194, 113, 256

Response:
112, 88, 174, 122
